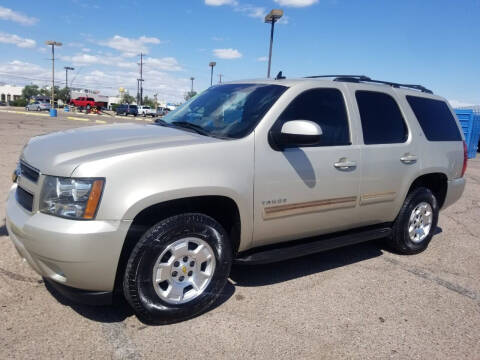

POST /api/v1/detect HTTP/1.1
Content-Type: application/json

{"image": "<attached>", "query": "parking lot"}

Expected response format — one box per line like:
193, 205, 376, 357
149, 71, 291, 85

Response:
0, 108, 479, 359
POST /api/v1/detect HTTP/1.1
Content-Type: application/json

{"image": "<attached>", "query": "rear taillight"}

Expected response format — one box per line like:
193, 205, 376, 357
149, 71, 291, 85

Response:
461, 140, 468, 177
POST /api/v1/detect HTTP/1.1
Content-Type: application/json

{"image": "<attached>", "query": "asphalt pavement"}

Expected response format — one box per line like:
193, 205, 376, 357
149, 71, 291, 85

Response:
0, 108, 479, 359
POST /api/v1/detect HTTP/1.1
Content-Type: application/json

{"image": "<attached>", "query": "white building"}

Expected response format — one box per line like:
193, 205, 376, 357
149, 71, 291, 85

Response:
0, 84, 23, 103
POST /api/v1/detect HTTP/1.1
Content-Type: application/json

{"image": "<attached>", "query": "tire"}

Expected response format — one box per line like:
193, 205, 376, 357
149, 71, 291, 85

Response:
387, 187, 438, 254
123, 213, 232, 324
142, 112, 146, 117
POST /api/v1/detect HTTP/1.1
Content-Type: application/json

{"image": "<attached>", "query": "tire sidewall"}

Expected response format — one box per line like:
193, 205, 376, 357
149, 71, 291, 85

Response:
397, 187, 438, 253
124, 213, 232, 324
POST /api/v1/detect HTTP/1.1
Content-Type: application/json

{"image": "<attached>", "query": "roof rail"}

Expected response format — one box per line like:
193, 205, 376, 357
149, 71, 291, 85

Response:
304, 75, 433, 94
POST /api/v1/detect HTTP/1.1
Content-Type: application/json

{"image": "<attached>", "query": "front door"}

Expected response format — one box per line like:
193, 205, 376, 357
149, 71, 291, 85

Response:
253, 86, 362, 246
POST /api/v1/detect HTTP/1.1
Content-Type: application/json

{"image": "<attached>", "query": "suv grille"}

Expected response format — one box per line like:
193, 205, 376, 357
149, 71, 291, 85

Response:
20, 161, 39, 183
16, 186, 34, 212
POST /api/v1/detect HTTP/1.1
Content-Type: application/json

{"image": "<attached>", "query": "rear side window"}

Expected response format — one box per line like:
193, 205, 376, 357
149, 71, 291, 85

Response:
406, 96, 461, 141
277, 88, 350, 146
356, 91, 407, 145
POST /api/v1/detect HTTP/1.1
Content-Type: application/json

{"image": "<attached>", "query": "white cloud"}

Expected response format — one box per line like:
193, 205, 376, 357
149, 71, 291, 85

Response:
0, 6, 38, 25
0, 60, 188, 102
213, 48, 242, 59
0, 32, 36, 48
205, 0, 238, 6
235, 4, 266, 19
449, 99, 475, 108
274, 0, 318, 7
100, 35, 162, 57
256, 56, 268, 62
60, 52, 183, 72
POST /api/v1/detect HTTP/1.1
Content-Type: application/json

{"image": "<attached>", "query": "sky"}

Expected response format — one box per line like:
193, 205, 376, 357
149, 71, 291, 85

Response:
0, 0, 478, 104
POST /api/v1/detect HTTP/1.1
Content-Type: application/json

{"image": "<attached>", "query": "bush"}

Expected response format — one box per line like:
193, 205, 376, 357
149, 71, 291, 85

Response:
12, 98, 27, 107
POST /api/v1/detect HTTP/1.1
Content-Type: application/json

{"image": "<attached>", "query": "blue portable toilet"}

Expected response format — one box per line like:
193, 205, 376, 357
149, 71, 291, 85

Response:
455, 109, 480, 158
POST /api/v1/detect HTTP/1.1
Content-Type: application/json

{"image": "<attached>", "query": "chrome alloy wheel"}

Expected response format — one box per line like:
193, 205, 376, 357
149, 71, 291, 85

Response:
152, 237, 216, 304
408, 202, 433, 243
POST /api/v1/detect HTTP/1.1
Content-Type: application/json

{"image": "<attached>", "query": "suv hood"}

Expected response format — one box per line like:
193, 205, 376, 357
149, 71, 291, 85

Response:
21, 122, 218, 176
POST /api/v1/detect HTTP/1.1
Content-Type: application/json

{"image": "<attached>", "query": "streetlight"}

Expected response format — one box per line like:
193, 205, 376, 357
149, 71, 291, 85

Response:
64, 66, 74, 89
264, 9, 283, 78
209, 62, 216, 86
45, 41, 62, 109
190, 77, 195, 92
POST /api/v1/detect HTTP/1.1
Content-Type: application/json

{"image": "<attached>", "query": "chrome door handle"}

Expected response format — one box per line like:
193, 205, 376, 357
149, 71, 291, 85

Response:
400, 154, 417, 164
334, 158, 357, 170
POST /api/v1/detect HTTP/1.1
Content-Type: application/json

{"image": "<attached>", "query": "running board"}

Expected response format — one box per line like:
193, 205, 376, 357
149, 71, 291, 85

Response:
235, 226, 391, 265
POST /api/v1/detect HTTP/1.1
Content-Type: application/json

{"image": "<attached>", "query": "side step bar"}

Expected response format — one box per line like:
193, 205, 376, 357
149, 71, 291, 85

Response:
235, 227, 391, 265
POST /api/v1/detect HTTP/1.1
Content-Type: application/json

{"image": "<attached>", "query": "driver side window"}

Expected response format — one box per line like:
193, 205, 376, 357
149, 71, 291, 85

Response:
278, 88, 351, 146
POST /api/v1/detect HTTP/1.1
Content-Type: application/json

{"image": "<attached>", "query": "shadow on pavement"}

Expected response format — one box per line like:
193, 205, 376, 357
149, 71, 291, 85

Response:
230, 240, 383, 287
43, 228, 443, 325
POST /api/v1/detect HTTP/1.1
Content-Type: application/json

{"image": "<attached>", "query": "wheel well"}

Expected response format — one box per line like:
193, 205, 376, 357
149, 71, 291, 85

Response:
113, 196, 241, 295
408, 173, 448, 208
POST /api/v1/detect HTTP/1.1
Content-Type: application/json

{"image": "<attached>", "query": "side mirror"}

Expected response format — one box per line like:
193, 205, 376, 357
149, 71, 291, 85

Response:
271, 120, 323, 150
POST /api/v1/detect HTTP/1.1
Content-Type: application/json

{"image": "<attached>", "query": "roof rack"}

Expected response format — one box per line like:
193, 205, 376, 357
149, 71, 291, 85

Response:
304, 75, 433, 94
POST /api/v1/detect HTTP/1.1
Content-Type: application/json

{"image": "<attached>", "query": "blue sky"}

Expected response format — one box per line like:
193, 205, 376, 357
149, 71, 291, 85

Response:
0, 0, 478, 104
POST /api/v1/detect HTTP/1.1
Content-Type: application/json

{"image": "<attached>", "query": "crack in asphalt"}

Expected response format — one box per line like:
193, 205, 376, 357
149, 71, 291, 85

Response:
101, 322, 142, 360
383, 257, 479, 303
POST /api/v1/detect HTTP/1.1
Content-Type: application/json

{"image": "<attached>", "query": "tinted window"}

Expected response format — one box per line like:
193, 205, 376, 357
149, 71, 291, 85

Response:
406, 96, 461, 141
276, 88, 350, 146
129, 105, 138, 109
356, 91, 407, 145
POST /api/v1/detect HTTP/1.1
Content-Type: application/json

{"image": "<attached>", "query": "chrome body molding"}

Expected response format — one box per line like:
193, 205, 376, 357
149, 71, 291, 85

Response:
360, 191, 396, 205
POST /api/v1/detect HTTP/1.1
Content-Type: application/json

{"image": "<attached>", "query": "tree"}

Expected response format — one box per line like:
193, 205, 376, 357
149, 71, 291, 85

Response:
184, 91, 197, 101
57, 87, 71, 103
21, 84, 40, 100
142, 96, 155, 108
122, 93, 136, 104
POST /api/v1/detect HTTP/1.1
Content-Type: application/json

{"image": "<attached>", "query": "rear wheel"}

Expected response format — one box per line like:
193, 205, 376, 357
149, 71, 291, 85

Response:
387, 187, 438, 254
123, 213, 232, 324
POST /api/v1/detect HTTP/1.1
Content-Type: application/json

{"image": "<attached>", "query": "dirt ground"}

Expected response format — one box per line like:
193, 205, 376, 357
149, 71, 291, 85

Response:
0, 108, 479, 359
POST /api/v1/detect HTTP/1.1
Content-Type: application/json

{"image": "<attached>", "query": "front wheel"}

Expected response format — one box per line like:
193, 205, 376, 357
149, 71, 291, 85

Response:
387, 187, 438, 254
123, 213, 232, 324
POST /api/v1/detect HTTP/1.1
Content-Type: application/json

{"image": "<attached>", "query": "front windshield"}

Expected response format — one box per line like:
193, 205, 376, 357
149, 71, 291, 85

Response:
161, 83, 287, 139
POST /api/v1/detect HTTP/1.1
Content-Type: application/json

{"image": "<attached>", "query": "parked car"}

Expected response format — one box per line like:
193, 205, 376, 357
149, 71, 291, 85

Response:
115, 104, 138, 116
155, 107, 169, 117
69, 97, 105, 109
25, 101, 51, 111
7, 75, 467, 324
138, 105, 156, 117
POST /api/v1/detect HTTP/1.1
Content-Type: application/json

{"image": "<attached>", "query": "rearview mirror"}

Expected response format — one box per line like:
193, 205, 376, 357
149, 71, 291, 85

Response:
271, 120, 323, 150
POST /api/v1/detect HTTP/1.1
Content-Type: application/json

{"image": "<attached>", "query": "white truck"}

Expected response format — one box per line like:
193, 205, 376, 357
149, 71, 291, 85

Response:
137, 105, 156, 117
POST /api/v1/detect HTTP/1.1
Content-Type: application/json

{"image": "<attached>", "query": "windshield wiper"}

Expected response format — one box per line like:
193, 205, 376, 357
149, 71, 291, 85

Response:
171, 121, 210, 136
154, 118, 168, 126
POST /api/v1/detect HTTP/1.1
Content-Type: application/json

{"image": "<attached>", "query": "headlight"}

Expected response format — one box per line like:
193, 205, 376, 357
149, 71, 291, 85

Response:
39, 176, 104, 219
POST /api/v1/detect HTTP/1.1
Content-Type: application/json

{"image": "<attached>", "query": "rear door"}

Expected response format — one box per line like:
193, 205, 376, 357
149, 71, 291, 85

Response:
348, 87, 421, 224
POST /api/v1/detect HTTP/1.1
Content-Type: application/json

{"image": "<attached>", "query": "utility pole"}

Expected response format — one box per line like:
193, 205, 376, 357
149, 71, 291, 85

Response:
64, 66, 74, 89
154, 93, 158, 112
218, 74, 223, 84
190, 77, 195, 92
138, 53, 144, 105
209, 61, 216, 86
45, 41, 62, 109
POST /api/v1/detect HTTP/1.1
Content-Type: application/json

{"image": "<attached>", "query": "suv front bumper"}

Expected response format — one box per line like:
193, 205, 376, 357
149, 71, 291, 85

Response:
5, 184, 131, 296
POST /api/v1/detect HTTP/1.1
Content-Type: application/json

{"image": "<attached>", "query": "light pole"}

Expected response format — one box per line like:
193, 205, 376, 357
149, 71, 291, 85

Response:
46, 41, 62, 109
264, 9, 283, 78
190, 77, 195, 93
64, 66, 74, 89
209, 62, 216, 86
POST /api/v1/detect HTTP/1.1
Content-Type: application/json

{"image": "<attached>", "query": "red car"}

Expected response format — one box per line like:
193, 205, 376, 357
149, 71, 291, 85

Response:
69, 97, 105, 109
